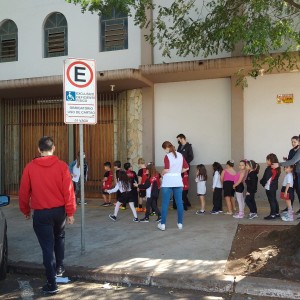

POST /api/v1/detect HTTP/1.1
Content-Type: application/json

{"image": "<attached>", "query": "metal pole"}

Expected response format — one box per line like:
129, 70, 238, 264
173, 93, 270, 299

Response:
79, 124, 85, 253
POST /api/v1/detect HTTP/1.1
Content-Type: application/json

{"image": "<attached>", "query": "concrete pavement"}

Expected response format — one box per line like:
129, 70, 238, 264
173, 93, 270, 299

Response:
4, 198, 300, 299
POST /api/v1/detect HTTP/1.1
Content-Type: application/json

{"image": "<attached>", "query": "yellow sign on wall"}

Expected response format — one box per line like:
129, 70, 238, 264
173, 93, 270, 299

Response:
277, 94, 294, 104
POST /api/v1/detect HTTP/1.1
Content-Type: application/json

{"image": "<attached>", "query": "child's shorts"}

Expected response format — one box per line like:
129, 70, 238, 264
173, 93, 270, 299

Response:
223, 181, 235, 197
102, 190, 109, 195
280, 186, 294, 201
197, 193, 206, 196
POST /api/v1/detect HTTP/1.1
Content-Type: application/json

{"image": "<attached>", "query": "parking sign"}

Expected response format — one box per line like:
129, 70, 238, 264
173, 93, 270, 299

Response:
63, 58, 97, 124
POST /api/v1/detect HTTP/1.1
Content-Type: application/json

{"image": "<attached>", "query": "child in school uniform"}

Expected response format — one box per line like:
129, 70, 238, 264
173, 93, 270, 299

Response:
245, 160, 259, 219
124, 162, 139, 208
195, 164, 207, 214
260, 153, 281, 220
280, 165, 295, 222
233, 160, 247, 219
136, 164, 161, 223
101, 162, 113, 207
137, 158, 147, 212
106, 170, 139, 222
211, 162, 223, 214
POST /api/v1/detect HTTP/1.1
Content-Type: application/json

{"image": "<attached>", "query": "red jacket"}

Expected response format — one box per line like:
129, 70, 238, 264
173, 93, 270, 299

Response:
19, 155, 76, 217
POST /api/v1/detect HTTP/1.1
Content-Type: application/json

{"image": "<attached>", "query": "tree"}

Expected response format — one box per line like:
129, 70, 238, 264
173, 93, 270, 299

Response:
66, 0, 300, 85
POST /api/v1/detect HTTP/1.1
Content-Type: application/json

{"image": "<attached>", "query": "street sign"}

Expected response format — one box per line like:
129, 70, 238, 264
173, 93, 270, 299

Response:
63, 58, 97, 124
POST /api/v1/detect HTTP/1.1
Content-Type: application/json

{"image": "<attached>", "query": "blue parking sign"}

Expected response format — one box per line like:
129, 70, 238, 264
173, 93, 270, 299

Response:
66, 91, 76, 101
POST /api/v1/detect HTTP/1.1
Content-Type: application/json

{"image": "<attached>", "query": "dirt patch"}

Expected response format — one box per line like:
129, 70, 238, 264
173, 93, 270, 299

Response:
225, 224, 300, 282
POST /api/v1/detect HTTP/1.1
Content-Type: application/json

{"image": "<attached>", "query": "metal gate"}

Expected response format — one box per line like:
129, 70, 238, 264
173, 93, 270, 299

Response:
2, 92, 127, 197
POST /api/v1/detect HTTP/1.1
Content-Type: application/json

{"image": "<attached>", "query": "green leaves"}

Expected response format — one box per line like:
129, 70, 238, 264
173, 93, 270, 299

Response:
66, 0, 300, 86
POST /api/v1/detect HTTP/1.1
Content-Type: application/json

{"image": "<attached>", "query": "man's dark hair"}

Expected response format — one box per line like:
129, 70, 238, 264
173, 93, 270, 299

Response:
176, 134, 186, 140
38, 136, 54, 152
113, 160, 121, 168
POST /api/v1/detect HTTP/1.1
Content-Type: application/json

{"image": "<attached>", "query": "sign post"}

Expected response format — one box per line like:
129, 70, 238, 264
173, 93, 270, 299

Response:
63, 58, 97, 253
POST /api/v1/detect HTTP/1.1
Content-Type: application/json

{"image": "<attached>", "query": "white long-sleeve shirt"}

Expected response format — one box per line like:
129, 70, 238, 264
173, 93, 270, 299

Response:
212, 171, 222, 189
107, 182, 131, 194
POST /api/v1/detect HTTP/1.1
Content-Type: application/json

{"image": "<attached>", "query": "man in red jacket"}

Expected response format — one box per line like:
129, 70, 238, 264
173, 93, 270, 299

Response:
19, 136, 76, 295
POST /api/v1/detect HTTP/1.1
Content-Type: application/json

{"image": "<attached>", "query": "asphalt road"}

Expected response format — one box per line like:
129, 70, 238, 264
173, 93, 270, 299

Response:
0, 273, 281, 300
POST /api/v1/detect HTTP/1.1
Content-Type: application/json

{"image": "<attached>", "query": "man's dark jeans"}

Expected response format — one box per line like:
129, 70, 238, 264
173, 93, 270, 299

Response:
33, 206, 66, 285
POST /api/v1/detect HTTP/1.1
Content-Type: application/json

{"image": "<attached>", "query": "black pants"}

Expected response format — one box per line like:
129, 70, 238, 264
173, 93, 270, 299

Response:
212, 188, 223, 212
266, 189, 279, 215
33, 206, 66, 285
145, 197, 161, 218
245, 193, 257, 214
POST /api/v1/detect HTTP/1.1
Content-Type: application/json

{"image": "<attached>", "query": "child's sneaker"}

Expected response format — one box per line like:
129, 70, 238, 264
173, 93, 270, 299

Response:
140, 217, 149, 222
281, 214, 294, 222
248, 213, 258, 220
196, 210, 205, 215
210, 211, 219, 215
109, 214, 117, 221
157, 223, 165, 231
133, 218, 139, 222
150, 212, 156, 216
233, 212, 244, 219
177, 223, 183, 230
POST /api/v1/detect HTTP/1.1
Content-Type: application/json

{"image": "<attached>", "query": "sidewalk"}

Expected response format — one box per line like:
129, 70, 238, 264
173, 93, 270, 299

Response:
5, 198, 300, 299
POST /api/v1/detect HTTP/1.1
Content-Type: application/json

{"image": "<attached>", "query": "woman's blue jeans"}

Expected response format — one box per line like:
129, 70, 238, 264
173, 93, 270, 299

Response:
161, 186, 183, 225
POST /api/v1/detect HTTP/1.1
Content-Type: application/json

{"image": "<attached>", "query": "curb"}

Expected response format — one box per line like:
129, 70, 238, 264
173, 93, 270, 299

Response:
8, 261, 300, 298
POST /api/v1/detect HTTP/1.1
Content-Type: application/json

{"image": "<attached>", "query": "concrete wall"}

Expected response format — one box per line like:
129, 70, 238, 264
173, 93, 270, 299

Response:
0, 0, 142, 80
154, 78, 232, 167
244, 72, 300, 163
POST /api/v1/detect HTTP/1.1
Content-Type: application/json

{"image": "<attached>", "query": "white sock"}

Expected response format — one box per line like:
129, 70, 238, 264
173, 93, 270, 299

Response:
114, 201, 121, 217
129, 202, 138, 218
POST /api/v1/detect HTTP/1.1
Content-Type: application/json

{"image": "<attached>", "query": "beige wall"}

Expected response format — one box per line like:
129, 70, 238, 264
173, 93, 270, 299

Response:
154, 78, 232, 167
244, 72, 300, 163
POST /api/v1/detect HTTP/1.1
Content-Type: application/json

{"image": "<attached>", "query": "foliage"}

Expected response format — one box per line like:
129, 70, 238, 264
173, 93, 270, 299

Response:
66, 0, 300, 86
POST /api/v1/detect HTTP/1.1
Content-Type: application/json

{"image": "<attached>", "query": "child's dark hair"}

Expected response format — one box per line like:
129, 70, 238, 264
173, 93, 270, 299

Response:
246, 160, 260, 174
118, 170, 130, 191
124, 162, 131, 170
291, 136, 299, 141
113, 160, 121, 168
196, 164, 207, 181
266, 153, 281, 176
104, 161, 111, 168
226, 160, 234, 167
212, 162, 223, 174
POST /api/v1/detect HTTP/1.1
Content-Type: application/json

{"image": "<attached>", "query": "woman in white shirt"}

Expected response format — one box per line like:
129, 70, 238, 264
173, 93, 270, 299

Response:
158, 141, 189, 231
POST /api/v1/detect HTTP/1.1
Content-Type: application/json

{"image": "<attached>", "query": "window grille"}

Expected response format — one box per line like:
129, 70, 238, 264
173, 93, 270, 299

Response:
100, 9, 128, 52
44, 12, 68, 58
0, 20, 18, 63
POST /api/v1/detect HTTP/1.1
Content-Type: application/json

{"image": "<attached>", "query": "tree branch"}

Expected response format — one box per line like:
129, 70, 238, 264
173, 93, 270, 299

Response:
284, 0, 300, 10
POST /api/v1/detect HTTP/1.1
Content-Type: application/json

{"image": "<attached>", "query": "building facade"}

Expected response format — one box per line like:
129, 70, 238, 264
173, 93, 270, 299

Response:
1, 0, 299, 199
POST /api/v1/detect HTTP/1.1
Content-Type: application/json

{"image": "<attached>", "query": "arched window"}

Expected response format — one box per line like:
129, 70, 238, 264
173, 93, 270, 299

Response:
0, 19, 18, 63
100, 8, 128, 52
44, 12, 68, 58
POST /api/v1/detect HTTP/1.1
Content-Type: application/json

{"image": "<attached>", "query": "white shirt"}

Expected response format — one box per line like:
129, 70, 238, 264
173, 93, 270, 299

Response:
212, 171, 222, 189
161, 152, 184, 187
282, 173, 293, 188
72, 164, 80, 183
195, 175, 206, 195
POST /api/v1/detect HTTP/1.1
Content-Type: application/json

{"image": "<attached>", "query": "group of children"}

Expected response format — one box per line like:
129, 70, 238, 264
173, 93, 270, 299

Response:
101, 158, 162, 223
99, 136, 300, 223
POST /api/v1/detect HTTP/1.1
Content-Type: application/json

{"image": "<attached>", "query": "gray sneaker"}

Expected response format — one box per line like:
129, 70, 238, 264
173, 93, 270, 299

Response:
248, 213, 258, 220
